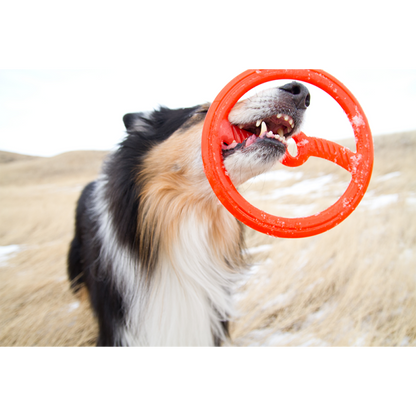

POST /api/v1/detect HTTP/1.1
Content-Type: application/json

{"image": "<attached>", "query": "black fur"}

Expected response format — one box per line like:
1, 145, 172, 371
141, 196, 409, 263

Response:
105, 105, 201, 274
68, 182, 124, 346
67, 105, 203, 346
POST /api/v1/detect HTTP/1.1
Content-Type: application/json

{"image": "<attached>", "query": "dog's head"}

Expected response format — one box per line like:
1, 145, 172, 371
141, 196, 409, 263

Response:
223, 81, 310, 185
122, 81, 310, 190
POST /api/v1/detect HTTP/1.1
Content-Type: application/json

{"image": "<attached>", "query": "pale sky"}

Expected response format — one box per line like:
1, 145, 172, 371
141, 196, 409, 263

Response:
1, 68, 416, 157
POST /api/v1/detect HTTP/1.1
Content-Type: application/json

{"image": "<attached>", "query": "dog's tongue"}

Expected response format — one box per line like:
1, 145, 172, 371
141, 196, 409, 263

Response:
218, 120, 252, 146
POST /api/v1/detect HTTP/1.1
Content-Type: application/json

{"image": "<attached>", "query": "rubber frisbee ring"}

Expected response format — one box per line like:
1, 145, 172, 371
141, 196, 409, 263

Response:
201, 69, 374, 238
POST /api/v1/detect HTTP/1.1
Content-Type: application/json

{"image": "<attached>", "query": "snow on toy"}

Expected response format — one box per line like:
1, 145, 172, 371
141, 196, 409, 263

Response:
201, 69, 374, 238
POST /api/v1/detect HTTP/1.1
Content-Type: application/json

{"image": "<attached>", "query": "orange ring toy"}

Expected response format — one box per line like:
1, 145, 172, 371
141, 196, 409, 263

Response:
201, 69, 374, 238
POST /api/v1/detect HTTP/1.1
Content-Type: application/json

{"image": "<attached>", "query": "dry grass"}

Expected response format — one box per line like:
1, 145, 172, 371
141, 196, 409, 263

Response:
0, 132, 415, 346
233, 131, 416, 346
0, 151, 107, 346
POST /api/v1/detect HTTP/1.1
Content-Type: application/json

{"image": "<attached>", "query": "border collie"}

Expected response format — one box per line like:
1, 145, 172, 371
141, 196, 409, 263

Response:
67, 81, 310, 346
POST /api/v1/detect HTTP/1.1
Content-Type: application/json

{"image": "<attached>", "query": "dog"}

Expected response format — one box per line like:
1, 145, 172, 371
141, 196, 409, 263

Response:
67, 81, 310, 346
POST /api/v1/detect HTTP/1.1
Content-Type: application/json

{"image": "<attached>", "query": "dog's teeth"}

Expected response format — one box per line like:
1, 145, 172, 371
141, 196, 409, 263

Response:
274, 134, 286, 144
277, 114, 282, 119
260, 121, 267, 137
289, 119, 294, 127
284, 116, 289, 121
277, 128, 285, 137
256, 120, 262, 127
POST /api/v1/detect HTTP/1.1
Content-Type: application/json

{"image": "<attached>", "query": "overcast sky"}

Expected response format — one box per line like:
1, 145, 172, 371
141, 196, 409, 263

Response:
0, 66, 416, 156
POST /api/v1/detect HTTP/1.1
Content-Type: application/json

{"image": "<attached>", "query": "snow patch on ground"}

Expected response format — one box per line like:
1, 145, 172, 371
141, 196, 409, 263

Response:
67, 301, 80, 312
253, 174, 334, 201
361, 194, 399, 210
246, 170, 303, 184
0, 245, 22, 266
376, 171, 401, 182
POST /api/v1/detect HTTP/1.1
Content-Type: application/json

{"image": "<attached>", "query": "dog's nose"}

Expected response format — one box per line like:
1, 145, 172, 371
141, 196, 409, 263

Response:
279, 82, 311, 110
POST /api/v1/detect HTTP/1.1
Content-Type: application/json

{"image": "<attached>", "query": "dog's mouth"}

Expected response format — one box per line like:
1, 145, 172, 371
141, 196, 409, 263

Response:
222, 113, 295, 158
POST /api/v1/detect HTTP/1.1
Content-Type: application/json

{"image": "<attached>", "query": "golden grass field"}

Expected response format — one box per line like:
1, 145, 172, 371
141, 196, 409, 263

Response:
1, 131, 415, 347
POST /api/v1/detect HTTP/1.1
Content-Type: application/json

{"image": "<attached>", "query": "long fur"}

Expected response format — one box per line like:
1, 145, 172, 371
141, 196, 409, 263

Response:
68, 82, 310, 346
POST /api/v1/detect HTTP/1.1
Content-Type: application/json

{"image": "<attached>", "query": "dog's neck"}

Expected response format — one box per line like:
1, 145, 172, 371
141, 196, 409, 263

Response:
124, 205, 246, 346
144, 210, 242, 345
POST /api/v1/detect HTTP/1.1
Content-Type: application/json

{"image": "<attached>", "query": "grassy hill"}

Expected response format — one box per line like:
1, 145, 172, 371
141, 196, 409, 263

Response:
0, 150, 41, 164
0, 132, 415, 346
0, 150, 109, 186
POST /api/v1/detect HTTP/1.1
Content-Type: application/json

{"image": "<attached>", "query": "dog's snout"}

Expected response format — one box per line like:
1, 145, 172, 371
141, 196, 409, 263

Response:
279, 82, 311, 110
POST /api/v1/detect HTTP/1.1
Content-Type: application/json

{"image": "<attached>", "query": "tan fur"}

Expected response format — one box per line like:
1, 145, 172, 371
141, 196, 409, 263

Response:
136, 115, 245, 277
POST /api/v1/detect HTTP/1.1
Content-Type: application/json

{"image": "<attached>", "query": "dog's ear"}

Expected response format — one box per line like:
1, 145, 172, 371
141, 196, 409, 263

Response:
123, 113, 144, 130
